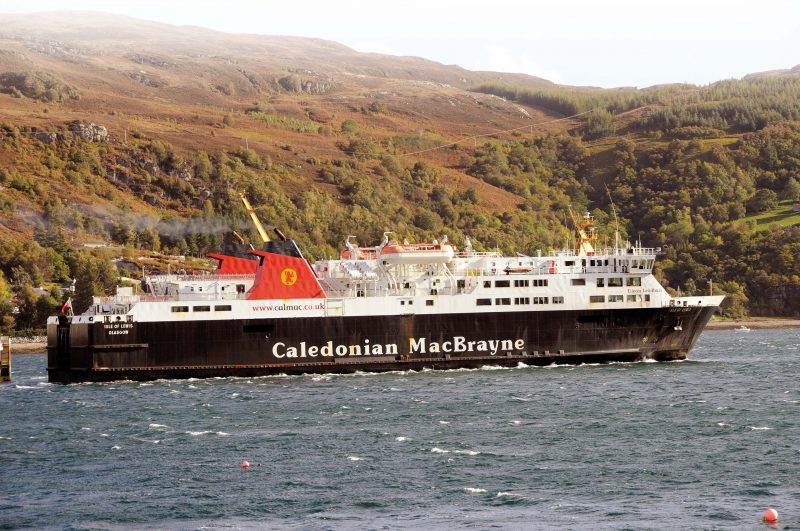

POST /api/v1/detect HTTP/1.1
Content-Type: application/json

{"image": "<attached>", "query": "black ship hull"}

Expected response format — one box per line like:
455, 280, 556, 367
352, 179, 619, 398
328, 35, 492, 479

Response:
48, 305, 715, 383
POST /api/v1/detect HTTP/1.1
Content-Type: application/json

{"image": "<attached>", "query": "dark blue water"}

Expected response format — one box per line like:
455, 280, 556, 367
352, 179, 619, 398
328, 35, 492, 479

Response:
1, 329, 798, 530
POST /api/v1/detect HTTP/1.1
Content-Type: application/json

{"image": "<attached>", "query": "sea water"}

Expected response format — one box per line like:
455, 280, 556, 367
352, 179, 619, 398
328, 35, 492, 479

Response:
1, 329, 798, 530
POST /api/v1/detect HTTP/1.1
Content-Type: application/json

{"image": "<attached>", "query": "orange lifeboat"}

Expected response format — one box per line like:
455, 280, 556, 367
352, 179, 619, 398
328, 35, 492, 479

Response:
380, 243, 455, 265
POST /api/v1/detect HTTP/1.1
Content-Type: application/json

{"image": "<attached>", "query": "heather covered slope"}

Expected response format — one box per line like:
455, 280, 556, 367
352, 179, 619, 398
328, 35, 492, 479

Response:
0, 12, 799, 331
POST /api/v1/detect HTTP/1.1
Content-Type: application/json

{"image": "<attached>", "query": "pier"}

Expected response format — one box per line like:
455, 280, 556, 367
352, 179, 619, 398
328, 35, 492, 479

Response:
1, 336, 10, 382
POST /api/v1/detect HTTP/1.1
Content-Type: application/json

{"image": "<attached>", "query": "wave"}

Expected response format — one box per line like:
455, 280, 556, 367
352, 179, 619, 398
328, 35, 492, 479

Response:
431, 447, 480, 456
464, 487, 487, 494
347, 455, 364, 461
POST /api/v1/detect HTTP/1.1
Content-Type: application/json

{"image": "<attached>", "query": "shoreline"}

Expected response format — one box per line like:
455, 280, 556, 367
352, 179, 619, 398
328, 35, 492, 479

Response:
704, 318, 800, 330
7, 317, 799, 355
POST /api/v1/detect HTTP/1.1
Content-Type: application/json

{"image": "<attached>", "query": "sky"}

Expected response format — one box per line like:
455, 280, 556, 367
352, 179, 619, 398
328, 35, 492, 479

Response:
1, 0, 798, 88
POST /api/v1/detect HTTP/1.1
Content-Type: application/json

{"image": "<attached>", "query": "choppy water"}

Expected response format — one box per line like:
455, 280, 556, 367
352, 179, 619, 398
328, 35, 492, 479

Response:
1, 329, 799, 530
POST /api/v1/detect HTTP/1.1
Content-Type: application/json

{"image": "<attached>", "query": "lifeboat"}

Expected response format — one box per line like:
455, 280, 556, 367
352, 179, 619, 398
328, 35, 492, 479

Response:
379, 243, 455, 265
340, 247, 377, 260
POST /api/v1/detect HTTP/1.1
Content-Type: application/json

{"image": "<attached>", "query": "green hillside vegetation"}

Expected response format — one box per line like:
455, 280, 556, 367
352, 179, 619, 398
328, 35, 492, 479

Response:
0, 71, 81, 103
743, 200, 800, 228
1, 17, 799, 334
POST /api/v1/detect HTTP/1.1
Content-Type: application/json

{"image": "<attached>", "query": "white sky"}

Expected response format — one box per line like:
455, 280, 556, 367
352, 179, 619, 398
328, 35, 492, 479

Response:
1, 0, 798, 88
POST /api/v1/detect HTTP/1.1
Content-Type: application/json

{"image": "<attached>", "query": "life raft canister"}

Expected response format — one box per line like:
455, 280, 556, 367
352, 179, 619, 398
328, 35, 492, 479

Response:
549, 260, 557, 274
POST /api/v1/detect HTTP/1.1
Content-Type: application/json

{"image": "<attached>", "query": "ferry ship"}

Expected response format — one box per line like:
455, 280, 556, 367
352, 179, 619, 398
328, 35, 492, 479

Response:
47, 211, 723, 383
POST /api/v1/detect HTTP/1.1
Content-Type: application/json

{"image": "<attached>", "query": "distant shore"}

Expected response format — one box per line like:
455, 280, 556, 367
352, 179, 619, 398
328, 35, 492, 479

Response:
704, 318, 800, 330
7, 317, 798, 355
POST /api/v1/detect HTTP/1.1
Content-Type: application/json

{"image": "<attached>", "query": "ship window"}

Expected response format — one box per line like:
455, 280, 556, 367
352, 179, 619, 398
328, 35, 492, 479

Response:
533, 279, 548, 287
596, 278, 605, 287
171, 306, 189, 313
564, 260, 575, 266
408, 300, 413, 305
552, 296, 564, 304
608, 277, 623, 287
236, 284, 246, 294
514, 297, 529, 305
483, 281, 491, 288
495, 298, 511, 306
627, 294, 642, 302
571, 279, 586, 286
495, 280, 510, 288
476, 298, 492, 306
589, 295, 605, 303
426, 300, 434, 306
533, 296, 549, 304
626, 277, 642, 286
214, 305, 232, 311
645, 294, 651, 302
357, 290, 365, 297
514, 279, 529, 287
194, 306, 211, 312
609, 295, 624, 302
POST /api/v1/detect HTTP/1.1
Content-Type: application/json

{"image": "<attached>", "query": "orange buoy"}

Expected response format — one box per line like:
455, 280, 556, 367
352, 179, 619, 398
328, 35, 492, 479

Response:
241, 460, 250, 469
763, 508, 779, 523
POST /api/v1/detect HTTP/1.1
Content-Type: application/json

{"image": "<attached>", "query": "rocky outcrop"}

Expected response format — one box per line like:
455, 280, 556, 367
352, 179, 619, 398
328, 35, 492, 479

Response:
32, 128, 58, 144
68, 121, 108, 142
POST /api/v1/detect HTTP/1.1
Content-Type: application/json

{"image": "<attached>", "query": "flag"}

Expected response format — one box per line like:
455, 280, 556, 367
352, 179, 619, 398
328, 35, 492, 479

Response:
61, 297, 72, 315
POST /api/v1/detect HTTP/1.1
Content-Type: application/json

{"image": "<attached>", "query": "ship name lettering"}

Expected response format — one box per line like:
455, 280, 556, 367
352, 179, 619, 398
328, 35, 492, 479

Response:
272, 340, 398, 359
409, 336, 525, 356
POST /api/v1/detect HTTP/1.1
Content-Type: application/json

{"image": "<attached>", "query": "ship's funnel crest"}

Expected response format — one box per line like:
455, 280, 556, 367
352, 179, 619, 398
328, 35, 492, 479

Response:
246, 241, 325, 300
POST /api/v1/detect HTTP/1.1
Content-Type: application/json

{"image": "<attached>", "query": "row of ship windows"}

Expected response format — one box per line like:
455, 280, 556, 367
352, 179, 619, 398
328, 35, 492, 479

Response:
484, 278, 643, 289
572, 277, 642, 287
483, 279, 549, 288
477, 294, 651, 306
477, 296, 565, 306
171, 305, 233, 313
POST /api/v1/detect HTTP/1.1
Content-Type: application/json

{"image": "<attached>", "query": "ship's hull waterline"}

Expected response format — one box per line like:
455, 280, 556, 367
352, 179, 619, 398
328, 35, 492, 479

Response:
48, 305, 715, 383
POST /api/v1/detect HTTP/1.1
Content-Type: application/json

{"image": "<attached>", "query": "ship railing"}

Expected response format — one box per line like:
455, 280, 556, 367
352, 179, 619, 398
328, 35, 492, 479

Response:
453, 251, 501, 258
145, 273, 255, 282
137, 292, 249, 302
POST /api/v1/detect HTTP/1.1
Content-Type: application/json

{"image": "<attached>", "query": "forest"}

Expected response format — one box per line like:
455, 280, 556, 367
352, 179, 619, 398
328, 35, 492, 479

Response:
1, 74, 800, 334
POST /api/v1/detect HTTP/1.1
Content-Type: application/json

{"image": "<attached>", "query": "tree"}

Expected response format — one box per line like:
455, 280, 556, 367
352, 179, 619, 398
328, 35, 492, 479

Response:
0, 271, 15, 333
745, 188, 778, 214
584, 109, 615, 139
73, 254, 118, 314
781, 177, 800, 201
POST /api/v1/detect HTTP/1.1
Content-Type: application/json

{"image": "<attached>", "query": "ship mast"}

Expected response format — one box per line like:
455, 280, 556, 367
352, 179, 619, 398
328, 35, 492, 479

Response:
568, 207, 597, 256
240, 193, 271, 244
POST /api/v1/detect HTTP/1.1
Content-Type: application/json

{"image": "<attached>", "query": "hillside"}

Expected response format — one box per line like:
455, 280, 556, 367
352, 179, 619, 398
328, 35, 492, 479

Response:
0, 11, 799, 331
